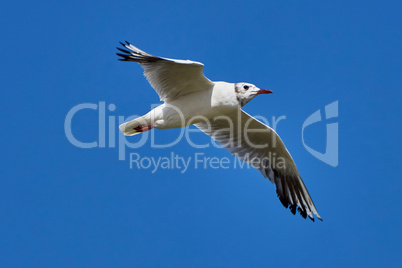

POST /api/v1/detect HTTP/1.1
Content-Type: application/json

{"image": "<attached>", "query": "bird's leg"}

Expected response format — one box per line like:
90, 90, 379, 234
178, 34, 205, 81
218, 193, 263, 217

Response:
134, 124, 153, 133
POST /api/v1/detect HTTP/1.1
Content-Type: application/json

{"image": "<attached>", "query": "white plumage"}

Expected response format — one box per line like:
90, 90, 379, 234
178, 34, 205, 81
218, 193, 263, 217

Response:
117, 41, 322, 221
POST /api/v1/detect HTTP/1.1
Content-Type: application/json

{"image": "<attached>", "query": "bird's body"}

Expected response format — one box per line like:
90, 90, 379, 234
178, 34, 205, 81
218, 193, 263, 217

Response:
117, 41, 322, 221
121, 81, 238, 133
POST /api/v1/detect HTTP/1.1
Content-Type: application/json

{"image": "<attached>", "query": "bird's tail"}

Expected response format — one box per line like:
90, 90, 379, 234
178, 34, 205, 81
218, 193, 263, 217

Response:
119, 117, 151, 136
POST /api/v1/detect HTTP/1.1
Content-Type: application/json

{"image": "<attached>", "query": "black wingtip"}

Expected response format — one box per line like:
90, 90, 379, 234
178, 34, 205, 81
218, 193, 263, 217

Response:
116, 53, 131, 61
297, 207, 307, 219
116, 47, 132, 54
277, 194, 289, 209
278, 193, 321, 221
289, 204, 297, 215
125, 40, 131, 45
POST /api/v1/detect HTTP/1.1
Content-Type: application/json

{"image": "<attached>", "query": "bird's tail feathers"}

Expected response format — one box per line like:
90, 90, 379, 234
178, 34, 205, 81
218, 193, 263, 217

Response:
119, 117, 151, 136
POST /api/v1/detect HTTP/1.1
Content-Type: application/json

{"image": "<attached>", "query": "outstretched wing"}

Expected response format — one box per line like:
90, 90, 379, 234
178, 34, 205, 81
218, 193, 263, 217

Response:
117, 41, 214, 101
195, 109, 322, 221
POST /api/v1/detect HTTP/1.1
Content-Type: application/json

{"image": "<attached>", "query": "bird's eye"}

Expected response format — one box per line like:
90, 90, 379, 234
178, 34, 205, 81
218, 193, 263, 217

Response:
243, 85, 249, 90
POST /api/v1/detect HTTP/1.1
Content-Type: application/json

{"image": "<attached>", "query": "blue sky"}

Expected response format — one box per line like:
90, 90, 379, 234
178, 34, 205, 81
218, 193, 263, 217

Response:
1, 0, 401, 267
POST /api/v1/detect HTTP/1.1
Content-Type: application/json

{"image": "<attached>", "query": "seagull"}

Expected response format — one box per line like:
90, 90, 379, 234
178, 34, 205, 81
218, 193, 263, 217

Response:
117, 41, 322, 221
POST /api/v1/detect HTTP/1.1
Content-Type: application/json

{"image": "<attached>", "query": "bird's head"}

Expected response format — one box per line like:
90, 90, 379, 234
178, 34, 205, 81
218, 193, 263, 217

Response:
234, 82, 272, 107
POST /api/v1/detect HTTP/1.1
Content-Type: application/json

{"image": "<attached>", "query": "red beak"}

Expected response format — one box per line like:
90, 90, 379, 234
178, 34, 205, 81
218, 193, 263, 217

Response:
256, 89, 273, 95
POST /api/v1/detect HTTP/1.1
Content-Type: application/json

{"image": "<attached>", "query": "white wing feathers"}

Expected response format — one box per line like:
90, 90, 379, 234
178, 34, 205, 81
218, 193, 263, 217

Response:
117, 41, 214, 101
195, 110, 322, 221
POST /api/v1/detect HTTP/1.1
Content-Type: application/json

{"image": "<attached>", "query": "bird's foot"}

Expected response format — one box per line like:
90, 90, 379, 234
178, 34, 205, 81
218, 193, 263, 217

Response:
134, 124, 153, 133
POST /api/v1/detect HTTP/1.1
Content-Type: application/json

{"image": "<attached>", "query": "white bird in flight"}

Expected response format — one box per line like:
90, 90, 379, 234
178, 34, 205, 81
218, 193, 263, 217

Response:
117, 41, 322, 221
